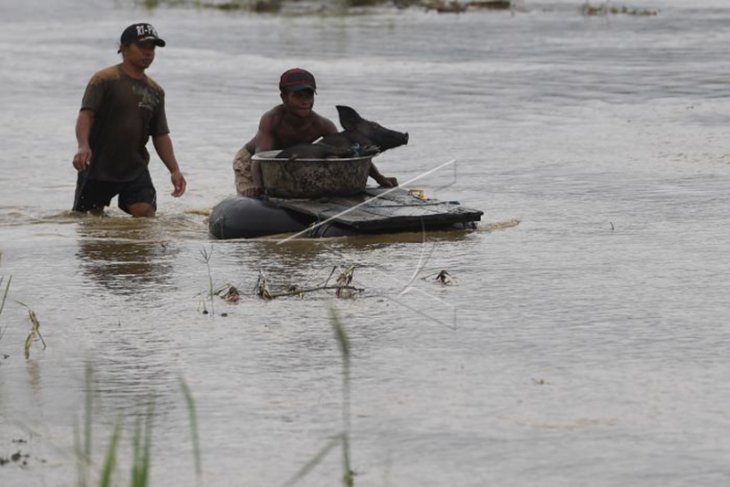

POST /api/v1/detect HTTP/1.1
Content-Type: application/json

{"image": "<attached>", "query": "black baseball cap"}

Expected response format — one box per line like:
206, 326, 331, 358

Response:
119, 23, 166, 50
279, 68, 316, 93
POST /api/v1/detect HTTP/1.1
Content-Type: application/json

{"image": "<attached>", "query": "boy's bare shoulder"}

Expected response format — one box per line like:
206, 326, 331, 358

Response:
261, 104, 285, 121
312, 111, 337, 132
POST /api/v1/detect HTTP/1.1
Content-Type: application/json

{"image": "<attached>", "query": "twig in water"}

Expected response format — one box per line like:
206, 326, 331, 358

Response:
322, 266, 338, 287
268, 284, 363, 300
251, 267, 365, 300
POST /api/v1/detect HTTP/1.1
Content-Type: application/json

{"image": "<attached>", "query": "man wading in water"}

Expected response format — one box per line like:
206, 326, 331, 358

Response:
72, 23, 187, 216
233, 68, 397, 197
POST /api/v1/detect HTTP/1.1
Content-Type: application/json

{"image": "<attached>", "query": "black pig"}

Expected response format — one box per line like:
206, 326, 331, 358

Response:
276, 105, 409, 160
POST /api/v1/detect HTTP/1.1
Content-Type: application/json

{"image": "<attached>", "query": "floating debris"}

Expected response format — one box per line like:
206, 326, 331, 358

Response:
436, 270, 453, 285
136, 0, 515, 14
423, 0, 510, 13
580, 2, 658, 16
247, 267, 364, 300
222, 285, 240, 304
0, 450, 29, 467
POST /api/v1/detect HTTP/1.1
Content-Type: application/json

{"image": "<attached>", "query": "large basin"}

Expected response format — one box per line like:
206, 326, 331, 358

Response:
253, 150, 372, 198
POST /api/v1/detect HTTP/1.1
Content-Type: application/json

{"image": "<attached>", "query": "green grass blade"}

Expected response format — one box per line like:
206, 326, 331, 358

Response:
130, 403, 154, 487
73, 418, 87, 487
84, 364, 93, 467
281, 435, 342, 487
329, 307, 354, 486
99, 421, 122, 487
131, 418, 142, 487
0, 275, 11, 341
179, 378, 202, 482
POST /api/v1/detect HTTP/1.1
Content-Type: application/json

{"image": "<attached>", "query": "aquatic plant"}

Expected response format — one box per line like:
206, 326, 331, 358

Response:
130, 405, 154, 487
0, 275, 10, 343
199, 246, 215, 315
283, 306, 354, 486
180, 378, 203, 483
74, 364, 94, 487
255, 270, 274, 300
15, 301, 46, 359
73, 369, 202, 487
335, 265, 356, 299
330, 307, 354, 486
98, 421, 122, 487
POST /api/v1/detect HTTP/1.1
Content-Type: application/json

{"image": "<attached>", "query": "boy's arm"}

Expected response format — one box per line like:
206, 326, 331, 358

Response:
369, 162, 398, 188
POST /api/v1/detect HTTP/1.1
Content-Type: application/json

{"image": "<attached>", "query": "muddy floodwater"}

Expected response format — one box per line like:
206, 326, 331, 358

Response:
2, 0, 730, 485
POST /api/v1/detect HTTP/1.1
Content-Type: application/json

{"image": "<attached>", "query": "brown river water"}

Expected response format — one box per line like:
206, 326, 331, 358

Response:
2, 0, 730, 485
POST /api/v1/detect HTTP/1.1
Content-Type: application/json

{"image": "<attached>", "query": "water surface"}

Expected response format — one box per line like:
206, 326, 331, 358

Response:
2, 1, 730, 485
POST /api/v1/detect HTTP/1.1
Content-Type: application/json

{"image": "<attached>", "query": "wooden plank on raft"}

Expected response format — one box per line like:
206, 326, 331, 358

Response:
269, 188, 483, 231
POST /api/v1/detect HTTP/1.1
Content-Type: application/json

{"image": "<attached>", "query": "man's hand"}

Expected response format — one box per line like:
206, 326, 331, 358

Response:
72, 146, 92, 171
170, 170, 187, 197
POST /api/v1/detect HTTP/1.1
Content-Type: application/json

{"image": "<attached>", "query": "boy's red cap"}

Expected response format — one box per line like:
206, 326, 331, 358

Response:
279, 68, 316, 93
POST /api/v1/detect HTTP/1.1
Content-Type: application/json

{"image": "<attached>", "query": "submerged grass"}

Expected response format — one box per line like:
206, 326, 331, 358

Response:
180, 378, 203, 483
74, 368, 202, 487
284, 306, 354, 486
98, 421, 121, 487
69, 312, 356, 485
130, 405, 154, 487
331, 307, 354, 486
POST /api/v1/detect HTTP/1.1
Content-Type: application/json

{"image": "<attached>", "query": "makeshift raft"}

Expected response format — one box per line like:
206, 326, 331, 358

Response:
208, 187, 483, 239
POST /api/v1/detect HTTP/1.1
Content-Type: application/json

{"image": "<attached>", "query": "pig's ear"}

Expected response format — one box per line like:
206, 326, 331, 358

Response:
336, 106, 363, 131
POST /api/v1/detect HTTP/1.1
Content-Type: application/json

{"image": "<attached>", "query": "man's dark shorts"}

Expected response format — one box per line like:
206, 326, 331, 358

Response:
73, 169, 157, 214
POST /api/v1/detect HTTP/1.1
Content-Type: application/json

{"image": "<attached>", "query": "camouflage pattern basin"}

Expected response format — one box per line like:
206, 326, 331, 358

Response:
254, 150, 372, 198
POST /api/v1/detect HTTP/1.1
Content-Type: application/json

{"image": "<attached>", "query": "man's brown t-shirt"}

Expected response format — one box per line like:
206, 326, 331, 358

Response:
81, 65, 169, 182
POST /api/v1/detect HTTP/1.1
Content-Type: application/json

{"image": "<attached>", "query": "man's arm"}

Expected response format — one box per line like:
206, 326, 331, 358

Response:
152, 134, 187, 197
72, 109, 94, 171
